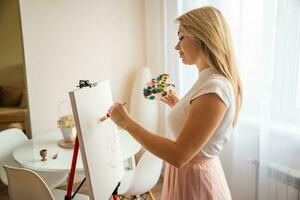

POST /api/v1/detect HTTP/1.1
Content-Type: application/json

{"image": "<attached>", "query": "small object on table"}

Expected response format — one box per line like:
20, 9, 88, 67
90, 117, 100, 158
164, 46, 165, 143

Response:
58, 138, 75, 149
52, 153, 58, 159
57, 115, 75, 141
39, 149, 47, 161
57, 114, 76, 149
143, 73, 175, 100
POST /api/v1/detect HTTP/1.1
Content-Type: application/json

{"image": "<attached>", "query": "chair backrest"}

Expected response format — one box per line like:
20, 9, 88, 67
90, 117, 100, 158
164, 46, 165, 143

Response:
0, 128, 28, 185
126, 151, 163, 195
4, 165, 54, 200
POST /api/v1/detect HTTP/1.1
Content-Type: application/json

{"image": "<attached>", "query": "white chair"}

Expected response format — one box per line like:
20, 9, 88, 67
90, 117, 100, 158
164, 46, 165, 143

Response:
118, 151, 163, 200
4, 165, 89, 200
0, 128, 68, 188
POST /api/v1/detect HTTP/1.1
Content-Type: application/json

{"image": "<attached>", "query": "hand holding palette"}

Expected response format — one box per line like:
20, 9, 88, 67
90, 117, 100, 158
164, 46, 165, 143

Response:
143, 73, 175, 100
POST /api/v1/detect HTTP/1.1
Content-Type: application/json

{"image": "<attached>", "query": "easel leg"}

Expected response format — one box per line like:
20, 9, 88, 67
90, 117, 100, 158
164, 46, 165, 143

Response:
65, 136, 80, 200
113, 195, 119, 200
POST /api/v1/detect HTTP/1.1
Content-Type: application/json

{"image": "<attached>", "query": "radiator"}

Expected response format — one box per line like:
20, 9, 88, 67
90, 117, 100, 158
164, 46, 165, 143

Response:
268, 162, 300, 200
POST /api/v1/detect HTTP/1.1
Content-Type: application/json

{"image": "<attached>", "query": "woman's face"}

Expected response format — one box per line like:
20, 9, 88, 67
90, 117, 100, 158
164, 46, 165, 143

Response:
175, 27, 203, 66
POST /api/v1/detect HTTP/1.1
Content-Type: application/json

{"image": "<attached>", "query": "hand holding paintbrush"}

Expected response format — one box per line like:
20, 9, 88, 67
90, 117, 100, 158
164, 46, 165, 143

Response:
100, 101, 133, 130
100, 102, 127, 122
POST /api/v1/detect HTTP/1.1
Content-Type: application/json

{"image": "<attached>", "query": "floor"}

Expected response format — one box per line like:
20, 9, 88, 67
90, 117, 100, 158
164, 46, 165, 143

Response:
0, 176, 163, 200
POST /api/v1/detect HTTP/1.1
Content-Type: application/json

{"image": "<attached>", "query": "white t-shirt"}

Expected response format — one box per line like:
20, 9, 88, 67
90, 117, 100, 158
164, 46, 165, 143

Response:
167, 67, 235, 158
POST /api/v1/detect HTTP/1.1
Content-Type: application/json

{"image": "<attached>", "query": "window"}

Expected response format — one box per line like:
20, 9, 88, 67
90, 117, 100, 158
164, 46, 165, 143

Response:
296, 35, 300, 108
176, 0, 300, 130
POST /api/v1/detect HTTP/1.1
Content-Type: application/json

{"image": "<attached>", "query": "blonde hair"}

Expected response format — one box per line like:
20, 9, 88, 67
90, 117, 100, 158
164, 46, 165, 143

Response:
177, 6, 242, 126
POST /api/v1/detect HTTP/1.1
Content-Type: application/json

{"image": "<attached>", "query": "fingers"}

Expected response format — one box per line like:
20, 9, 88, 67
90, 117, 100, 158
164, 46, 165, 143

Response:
159, 89, 180, 108
108, 105, 113, 116
160, 96, 174, 107
109, 102, 127, 116
168, 90, 178, 99
164, 94, 173, 101
163, 92, 175, 103
114, 102, 127, 107
160, 97, 170, 105
168, 90, 179, 102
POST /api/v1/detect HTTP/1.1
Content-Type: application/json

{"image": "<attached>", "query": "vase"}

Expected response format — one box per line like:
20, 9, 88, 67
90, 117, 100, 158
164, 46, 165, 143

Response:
130, 67, 159, 132
60, 128, 75, 142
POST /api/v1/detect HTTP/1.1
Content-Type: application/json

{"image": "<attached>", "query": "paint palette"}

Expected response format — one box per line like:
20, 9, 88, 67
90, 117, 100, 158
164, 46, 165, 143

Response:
143, 73, 175, 100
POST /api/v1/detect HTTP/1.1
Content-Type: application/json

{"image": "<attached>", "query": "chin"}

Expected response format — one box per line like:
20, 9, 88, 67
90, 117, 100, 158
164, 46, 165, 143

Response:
182, 59, 193, 65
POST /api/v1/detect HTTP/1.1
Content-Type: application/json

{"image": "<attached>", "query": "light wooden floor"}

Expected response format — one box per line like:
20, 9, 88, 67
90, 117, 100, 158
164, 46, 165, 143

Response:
0, 176, 163, 200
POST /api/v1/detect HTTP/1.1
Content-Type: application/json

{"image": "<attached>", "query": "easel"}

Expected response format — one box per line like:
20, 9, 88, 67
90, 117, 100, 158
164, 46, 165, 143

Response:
64, 80, 120, 200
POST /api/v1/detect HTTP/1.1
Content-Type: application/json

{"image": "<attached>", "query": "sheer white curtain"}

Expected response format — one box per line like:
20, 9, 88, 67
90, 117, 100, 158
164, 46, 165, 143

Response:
172, 0, 300, 199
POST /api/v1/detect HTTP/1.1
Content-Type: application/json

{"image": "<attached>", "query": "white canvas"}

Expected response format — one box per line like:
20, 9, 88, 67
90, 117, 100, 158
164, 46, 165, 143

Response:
69, 80, 124, 200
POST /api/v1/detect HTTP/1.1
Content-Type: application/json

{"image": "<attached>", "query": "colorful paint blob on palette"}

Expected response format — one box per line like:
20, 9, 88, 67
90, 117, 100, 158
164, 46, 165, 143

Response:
143, 74, 175, 100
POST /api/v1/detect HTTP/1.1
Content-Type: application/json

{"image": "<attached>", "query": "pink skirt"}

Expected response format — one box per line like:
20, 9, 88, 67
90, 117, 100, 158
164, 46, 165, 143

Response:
161, 156, 231, 200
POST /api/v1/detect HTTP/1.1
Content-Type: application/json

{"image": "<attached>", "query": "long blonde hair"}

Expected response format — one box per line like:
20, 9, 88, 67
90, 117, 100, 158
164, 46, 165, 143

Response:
177, 6, 242, 126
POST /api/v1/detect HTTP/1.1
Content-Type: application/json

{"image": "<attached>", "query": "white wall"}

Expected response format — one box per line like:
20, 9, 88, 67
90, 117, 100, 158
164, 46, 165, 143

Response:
19, 0, 145, 136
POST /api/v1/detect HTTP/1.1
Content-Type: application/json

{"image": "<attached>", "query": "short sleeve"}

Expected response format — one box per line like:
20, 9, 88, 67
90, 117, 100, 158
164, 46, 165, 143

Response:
189, 78, 232, 108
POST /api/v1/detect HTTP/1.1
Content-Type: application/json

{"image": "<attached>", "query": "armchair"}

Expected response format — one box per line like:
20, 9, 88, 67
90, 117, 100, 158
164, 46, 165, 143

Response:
0, 85, 30, 138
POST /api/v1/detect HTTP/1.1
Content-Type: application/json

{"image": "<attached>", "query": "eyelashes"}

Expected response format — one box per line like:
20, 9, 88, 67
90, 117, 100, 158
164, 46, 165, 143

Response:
179, 36, 184, 41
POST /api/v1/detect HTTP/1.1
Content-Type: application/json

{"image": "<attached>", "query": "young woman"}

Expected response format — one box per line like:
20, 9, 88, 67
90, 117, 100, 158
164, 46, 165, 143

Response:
109, 6, 242, 200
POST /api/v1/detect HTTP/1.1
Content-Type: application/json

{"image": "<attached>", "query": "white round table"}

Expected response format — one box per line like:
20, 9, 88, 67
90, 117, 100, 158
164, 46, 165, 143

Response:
13, 129, 141, 173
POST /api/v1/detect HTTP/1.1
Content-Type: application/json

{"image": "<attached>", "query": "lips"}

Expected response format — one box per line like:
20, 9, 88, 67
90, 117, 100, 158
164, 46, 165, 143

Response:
179, 52, 184, 58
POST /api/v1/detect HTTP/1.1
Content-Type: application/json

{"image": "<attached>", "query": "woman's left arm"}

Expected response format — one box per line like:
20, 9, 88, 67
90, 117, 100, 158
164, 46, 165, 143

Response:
110, 93, 227, 168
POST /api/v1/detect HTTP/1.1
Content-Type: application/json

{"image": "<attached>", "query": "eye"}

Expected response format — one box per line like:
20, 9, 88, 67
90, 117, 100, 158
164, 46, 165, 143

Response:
179, 36, 184, 41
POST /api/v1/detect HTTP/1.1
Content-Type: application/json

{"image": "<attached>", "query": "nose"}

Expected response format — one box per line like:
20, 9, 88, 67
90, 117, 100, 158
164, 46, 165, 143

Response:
175, 41, 180, 50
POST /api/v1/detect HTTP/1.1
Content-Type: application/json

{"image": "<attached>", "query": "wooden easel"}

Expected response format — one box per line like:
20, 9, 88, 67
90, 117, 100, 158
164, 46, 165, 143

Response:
64, 80, 120, 200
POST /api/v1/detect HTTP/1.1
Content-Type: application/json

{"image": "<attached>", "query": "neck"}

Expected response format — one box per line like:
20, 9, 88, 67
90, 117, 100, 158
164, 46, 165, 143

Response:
196, 62, 209, 72
195, 56, 209, 71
